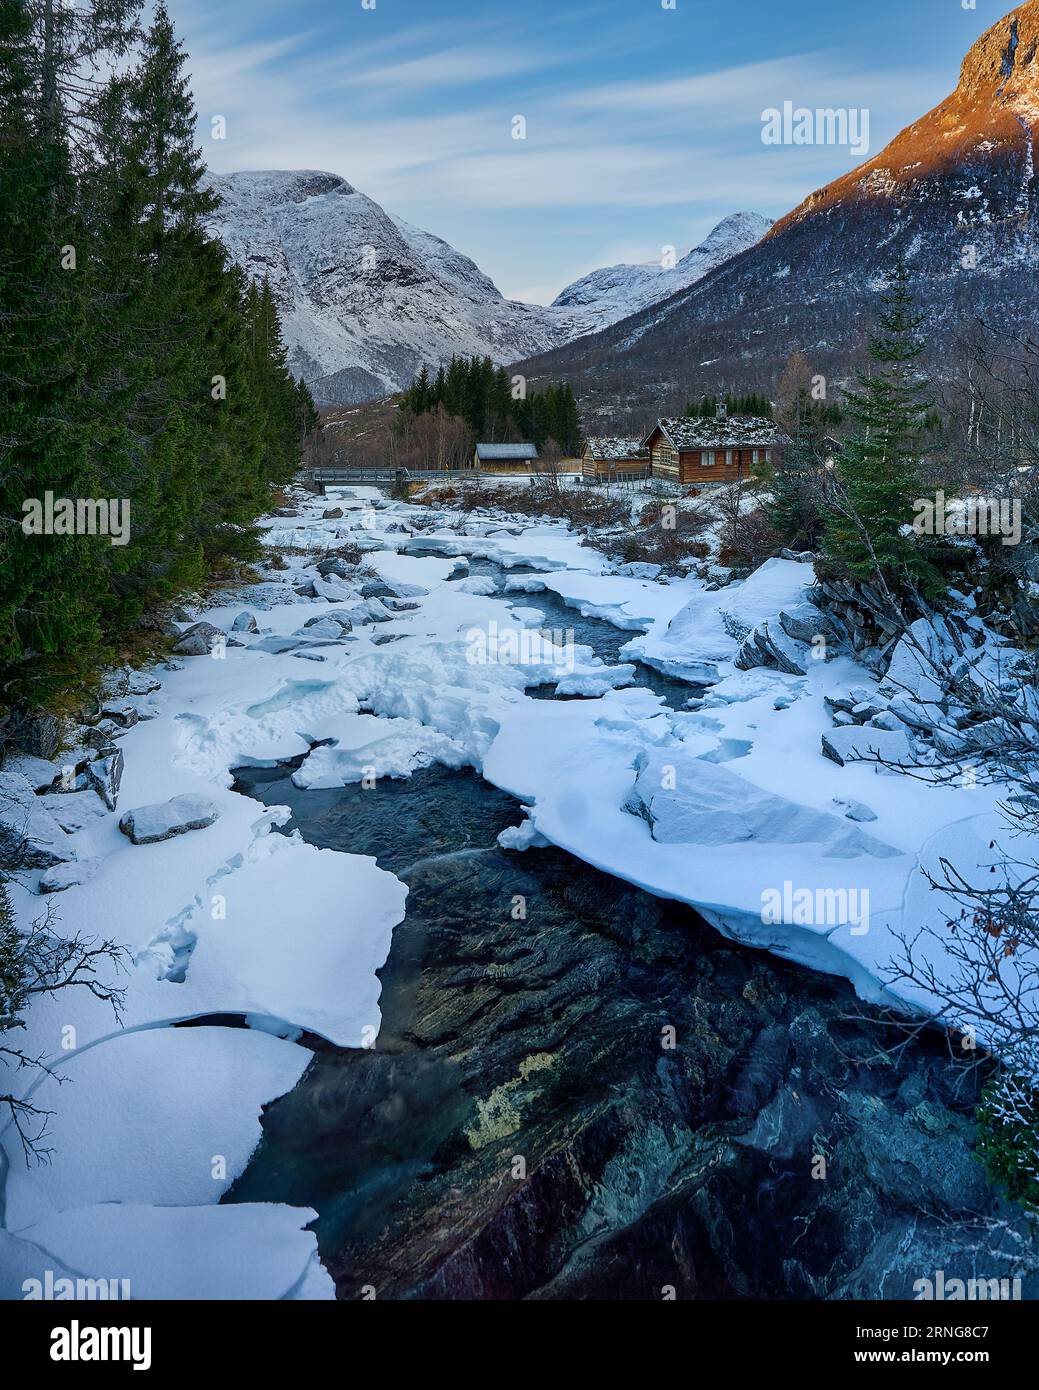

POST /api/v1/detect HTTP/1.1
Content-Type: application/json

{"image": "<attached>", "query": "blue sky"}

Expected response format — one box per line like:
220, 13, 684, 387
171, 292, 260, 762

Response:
168, 0, 1005, 303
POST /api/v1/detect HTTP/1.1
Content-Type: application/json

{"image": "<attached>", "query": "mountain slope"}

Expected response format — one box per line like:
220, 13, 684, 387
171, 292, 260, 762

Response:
206, 169, 768, 406
205, 170, 559, 404
518, 0, 1039, 425
547, 212, 772, 338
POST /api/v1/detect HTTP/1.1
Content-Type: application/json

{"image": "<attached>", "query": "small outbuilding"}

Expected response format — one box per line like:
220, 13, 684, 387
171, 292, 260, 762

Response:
581, 437, 651, 480
474, 442, 539, 474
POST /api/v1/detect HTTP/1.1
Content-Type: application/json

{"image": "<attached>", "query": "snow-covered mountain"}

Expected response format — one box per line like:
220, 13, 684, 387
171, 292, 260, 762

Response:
205, 169, 768, 404
547, 212, 772, 339
519, 0, 1039, 424
205, 170, 560, 404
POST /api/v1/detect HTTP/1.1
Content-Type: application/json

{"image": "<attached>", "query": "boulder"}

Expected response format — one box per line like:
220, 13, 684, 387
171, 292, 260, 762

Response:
615, 562, 662, 580
820, 726, 913, 768
251, 635, 305, 655
313, 575, 355, 603
322, 506, 344, 519
39, 858, 100, 894
360, 580, 396, 600
22, 711, 62, 760
39, 789, 109, 833
851, 700, 888, 724
0, 769, 75, 867
7, 755, 63, 793
883, 619, 958, 703
85, 747, 124, 811
887, 693, 941, 732
231, 611, 258, 633
98, 701, 140, 729
83, 723, 122, 750
869, 710, 909, 733
316, 556, 354, 579
777, 602, 838, 646
297, 618, 343, 641
623, 751, 900, 859
735, 620, 810, 676
305, 611, 352, 634
119, 793, 219, 845
172, 622, 224, 656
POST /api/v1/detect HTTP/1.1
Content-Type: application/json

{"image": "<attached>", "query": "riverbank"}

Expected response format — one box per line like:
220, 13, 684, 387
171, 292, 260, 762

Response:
1, 480, 1035, 1297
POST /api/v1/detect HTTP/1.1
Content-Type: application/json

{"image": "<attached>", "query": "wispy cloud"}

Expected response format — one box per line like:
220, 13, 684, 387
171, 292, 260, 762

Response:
165, 0, 966, 299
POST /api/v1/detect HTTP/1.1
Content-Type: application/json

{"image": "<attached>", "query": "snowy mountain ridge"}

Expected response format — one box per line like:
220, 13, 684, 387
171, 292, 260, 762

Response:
517, 0, 1039, 423
548, 212, 773, 339
204, 169, 769, 404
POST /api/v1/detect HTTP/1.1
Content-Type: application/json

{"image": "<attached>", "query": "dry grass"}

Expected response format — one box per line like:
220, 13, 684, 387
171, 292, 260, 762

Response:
414, 479, 630, 530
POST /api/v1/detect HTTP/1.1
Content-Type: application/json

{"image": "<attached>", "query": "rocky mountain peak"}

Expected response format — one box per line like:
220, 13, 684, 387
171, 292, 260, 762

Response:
958, 0, 1039, 106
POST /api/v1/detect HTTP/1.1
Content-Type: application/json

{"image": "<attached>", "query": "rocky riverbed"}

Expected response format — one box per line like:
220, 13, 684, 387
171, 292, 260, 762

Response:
229, 759, 1038, 1300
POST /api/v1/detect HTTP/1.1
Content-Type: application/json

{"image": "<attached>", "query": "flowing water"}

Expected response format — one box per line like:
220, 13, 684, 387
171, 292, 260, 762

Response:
225, 552, 1035, 1299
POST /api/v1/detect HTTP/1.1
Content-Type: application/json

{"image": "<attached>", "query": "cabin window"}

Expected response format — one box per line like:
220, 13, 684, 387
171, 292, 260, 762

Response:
725, 450, 733, 468
701, 450, 714, 467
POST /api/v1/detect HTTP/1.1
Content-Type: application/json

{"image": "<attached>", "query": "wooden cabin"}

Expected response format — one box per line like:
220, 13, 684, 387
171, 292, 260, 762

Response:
643, 415, 782, 485
581, 437, 651, 480
474, 442, 539, 475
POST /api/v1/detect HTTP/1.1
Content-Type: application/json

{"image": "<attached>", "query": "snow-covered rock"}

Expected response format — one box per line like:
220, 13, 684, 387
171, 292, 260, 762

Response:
625, 750, 901, 859
38, 858, 101, 894
119, 793, 220, 844
85, 747, 123, 811
173, 621, 224, 656
820, 725, 913, 768
39, 789, 109, 834
0, 768, 75, 867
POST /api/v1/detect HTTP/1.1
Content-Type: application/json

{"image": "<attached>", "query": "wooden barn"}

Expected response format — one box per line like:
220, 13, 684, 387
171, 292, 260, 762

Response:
581, 437, 651, 480
644, 414, 783, 485
474, 442, 539, 475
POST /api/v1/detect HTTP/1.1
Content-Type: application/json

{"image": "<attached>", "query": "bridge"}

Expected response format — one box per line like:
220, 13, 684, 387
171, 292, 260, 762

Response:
303, 466, 657, 494
304, 467, 473, 493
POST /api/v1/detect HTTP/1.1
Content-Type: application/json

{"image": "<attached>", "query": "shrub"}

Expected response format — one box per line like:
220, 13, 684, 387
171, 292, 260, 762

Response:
975, 1068, 1039, 1214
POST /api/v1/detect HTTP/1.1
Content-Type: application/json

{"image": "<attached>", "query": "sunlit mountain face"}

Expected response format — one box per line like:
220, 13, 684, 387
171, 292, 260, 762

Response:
518, 1, 1039, 429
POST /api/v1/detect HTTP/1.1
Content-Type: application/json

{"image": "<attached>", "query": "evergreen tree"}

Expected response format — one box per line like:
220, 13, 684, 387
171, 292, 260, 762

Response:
1, 0, 306, 709
765, 390, 828, 548
0, 0, 107, 702
295, 376, 319, 444
823, 259, 936, 586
